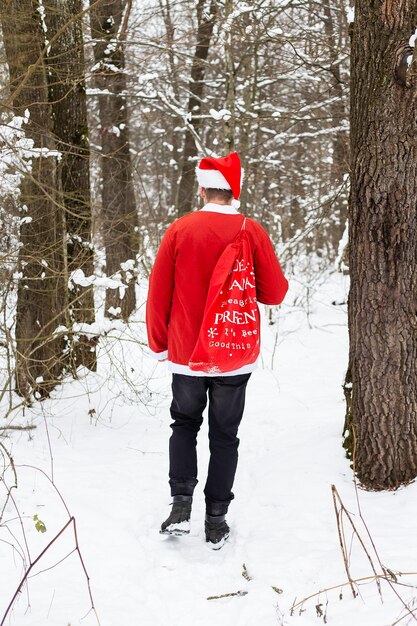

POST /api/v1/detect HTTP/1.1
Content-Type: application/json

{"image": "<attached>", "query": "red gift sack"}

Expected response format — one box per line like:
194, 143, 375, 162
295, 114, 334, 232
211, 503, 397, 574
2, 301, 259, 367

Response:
189, 218, 260, 373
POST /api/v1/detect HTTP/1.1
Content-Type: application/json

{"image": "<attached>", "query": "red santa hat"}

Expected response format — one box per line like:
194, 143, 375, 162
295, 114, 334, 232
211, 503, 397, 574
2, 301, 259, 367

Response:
196, 152, 242, 207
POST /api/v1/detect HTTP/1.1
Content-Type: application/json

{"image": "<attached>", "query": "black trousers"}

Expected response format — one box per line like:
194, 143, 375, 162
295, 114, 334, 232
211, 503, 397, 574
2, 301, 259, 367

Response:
168, 372, 251, 516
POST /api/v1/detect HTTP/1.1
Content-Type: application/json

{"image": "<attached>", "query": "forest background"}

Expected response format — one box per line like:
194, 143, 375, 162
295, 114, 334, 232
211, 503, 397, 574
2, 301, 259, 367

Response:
2, 0, 417, 624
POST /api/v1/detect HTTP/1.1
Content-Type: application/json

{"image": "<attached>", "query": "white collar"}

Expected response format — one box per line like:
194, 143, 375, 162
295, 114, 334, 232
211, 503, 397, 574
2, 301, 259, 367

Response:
200, 202, 239, 214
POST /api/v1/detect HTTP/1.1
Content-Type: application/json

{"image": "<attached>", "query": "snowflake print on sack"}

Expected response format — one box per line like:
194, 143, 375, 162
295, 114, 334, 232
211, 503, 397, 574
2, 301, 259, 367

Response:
208, 327, 218, 338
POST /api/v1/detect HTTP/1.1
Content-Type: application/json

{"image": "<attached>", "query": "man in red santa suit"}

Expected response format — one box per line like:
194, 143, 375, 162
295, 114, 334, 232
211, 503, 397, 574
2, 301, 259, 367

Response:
146, 152, 288, 548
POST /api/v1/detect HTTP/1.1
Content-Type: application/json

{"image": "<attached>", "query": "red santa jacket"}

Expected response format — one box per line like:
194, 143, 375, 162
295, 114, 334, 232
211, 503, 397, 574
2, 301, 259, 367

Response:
146, 203, 288, 376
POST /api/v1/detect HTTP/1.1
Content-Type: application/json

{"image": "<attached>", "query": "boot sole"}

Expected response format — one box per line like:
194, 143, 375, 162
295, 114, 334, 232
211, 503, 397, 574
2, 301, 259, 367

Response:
159, 528, 190, 536
206, 532, 230, 550
160, 520, 191, 536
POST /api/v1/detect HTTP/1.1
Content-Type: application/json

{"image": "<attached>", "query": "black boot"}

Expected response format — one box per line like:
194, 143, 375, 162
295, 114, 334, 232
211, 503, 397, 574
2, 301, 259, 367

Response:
160, 495, 192, 536
205, 513, 230, 549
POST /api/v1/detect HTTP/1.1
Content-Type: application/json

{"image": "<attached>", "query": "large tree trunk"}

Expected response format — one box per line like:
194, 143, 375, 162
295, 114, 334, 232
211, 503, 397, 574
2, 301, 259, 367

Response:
0, 0, 67, 399
348, 0, 417, 489
89, 0, 138, 320
176, 0, 217, 217
44, 0, 97, 371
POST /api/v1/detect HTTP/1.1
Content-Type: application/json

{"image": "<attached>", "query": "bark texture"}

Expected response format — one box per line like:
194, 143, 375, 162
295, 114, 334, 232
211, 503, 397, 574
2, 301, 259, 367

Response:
348, 0, 417, 489
0, 0, 67, 398
45, 0, 97, 370
89, 0, 138, 320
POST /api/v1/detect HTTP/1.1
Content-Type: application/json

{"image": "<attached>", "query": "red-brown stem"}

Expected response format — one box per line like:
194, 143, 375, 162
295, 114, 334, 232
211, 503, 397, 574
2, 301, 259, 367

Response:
1, 517, 73, 626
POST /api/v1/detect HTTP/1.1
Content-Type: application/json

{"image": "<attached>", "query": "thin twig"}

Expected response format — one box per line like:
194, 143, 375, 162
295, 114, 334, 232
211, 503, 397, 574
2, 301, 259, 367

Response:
350, 427, 417, 623
332, 485, 381, 596
0, 425, 36, 431
331, 485, 357, 598
0, 518, 73, 626
207, 590, 248, 600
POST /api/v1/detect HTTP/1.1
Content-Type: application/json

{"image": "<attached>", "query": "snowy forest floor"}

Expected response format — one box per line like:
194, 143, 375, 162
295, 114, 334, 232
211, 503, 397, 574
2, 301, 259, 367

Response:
2, 272, 417, 626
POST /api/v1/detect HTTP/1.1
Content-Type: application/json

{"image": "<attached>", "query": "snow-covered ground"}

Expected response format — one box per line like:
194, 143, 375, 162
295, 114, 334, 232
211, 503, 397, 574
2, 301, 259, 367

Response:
2, 272, 417, 626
